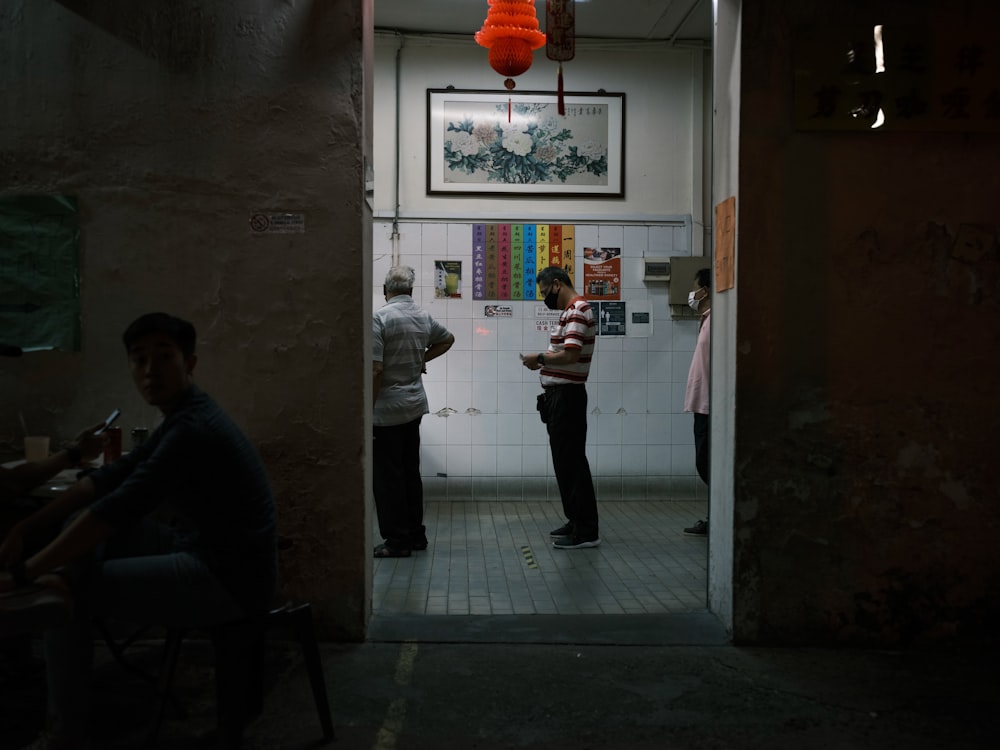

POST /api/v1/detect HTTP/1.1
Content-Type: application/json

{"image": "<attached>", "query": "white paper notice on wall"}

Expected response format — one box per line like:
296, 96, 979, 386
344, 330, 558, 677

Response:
627, 299, 653, 337
249, 212, 305, 235
534, 305, 562, 333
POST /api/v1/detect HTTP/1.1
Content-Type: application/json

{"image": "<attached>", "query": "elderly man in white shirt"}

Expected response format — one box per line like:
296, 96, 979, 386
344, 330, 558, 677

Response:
372, 266, 455, 558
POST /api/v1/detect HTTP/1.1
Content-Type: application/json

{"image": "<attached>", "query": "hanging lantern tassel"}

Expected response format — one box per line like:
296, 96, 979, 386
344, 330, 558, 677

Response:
557, 62, 565, 114
504, 77, 516, 121
546, 0, 575, 116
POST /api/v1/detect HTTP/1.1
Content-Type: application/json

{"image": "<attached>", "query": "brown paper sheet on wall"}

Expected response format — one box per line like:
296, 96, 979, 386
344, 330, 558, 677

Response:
715, 196, 736, 292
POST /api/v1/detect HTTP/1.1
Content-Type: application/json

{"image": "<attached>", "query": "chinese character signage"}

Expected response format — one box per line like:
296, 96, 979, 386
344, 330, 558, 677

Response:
473, 224, 575, 300
794, 25, 1000, 132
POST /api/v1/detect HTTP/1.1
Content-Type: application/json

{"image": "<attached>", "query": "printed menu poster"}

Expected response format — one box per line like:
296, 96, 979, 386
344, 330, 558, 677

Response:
435, 260, 462, 299
583, 247, 621, 300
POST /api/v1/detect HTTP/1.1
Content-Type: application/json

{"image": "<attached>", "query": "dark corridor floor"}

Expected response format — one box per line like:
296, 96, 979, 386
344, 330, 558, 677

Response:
3, 634, 997, 750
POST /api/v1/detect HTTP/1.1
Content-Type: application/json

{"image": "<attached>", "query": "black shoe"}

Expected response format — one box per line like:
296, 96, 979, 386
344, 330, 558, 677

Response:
683, 520, 708, 536
411, 539, 428, 551
549, 522, 574, 538
553, 535, 601, 550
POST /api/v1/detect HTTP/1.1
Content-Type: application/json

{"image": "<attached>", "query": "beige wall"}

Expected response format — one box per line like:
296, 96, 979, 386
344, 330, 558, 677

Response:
372, 34, 707, 225
0, 0, 372, 639
733, 0, 1000, 645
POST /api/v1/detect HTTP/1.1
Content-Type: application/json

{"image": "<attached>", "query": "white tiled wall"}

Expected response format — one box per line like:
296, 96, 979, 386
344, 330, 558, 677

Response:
373, 221, 707, 503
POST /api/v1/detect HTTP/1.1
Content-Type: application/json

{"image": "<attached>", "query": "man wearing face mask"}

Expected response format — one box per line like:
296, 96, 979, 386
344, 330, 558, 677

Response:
683, 268, 712, 535
521, 266, 600, 549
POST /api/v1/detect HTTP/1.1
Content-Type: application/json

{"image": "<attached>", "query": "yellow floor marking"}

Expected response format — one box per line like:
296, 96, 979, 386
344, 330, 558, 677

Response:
394, 641, 417, 685
372, 641, 418, 750
373, 699, 407, 750
521, 545, 538, 569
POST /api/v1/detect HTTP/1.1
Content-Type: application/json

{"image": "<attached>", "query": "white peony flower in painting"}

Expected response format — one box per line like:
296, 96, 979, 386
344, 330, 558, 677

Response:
442, 101, 610, 185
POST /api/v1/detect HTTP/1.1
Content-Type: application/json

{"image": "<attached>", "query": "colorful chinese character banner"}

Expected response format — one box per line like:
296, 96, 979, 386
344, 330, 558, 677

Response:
472, 224, 575, 300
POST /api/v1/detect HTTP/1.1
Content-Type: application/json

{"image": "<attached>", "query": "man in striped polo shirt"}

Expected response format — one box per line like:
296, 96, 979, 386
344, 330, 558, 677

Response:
522, 266, 601, 549
373, 266, 455, 558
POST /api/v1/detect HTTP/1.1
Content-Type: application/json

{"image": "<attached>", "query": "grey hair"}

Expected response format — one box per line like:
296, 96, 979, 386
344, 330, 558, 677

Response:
384, 266, 416, 293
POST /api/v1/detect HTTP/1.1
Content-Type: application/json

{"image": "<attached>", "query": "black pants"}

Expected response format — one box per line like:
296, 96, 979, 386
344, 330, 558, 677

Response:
693, 412, 709, 487
373, 416, 426, 549
543, 385, 599, 538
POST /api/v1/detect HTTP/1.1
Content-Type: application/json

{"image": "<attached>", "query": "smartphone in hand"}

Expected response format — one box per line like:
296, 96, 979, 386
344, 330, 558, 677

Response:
94, 408, 121, 436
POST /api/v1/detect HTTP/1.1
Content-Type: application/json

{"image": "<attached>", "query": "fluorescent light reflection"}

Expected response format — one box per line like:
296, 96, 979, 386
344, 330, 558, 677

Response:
872, 24, 886, 129
873, 24, 885, 73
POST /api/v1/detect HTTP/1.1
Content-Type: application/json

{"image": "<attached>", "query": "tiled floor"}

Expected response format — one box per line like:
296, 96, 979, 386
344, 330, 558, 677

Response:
373, 500, 708, 616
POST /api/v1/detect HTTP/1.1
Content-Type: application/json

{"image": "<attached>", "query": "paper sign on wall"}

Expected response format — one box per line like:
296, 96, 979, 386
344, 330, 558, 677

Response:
435, 260, 463, 298
715, 196, 735, 292
582, 247, 622, 299
249, 212, 305, 234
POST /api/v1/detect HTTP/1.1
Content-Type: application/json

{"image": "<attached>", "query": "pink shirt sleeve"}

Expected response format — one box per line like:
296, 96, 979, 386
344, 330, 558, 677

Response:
684, 311, 710, 414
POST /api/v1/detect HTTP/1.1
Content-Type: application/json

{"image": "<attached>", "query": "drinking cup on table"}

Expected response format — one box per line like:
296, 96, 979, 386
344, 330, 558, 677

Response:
24, 436, 51, 462
103, 426, 123, 464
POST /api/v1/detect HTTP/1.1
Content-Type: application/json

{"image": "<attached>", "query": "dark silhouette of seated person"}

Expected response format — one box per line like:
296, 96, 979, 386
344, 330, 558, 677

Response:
0, 313, 277, 750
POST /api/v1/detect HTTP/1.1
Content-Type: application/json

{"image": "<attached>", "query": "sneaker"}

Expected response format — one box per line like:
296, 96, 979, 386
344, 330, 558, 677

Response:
553, 536, 601, 550
683, 519, 708, 536
549, 522, 574, 538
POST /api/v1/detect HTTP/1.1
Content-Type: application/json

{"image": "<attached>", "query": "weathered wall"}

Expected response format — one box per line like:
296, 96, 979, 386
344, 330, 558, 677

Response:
734, 0, 1000, 645
0, 0, 371, 639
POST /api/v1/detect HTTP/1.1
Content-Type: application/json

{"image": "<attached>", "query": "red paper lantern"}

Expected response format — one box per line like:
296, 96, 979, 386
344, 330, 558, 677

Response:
475, 0, 547, 89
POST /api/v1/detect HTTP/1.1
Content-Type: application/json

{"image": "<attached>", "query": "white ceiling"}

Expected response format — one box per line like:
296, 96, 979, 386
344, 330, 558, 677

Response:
374, 0, 713, 43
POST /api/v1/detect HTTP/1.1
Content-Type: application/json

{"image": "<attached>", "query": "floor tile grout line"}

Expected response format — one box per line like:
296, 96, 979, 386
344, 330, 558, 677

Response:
374, 500, 708, 616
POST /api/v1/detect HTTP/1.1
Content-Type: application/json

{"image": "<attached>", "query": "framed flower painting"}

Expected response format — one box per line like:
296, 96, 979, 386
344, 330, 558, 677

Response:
427, 89, 625, 197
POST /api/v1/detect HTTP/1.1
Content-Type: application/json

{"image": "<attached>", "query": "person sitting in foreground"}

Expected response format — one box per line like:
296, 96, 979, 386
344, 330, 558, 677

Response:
0, 312, 277, 750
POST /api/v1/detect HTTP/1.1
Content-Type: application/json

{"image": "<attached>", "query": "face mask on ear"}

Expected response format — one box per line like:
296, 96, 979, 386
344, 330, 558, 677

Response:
688, 288, 704, 312
544, 287, 561, 310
